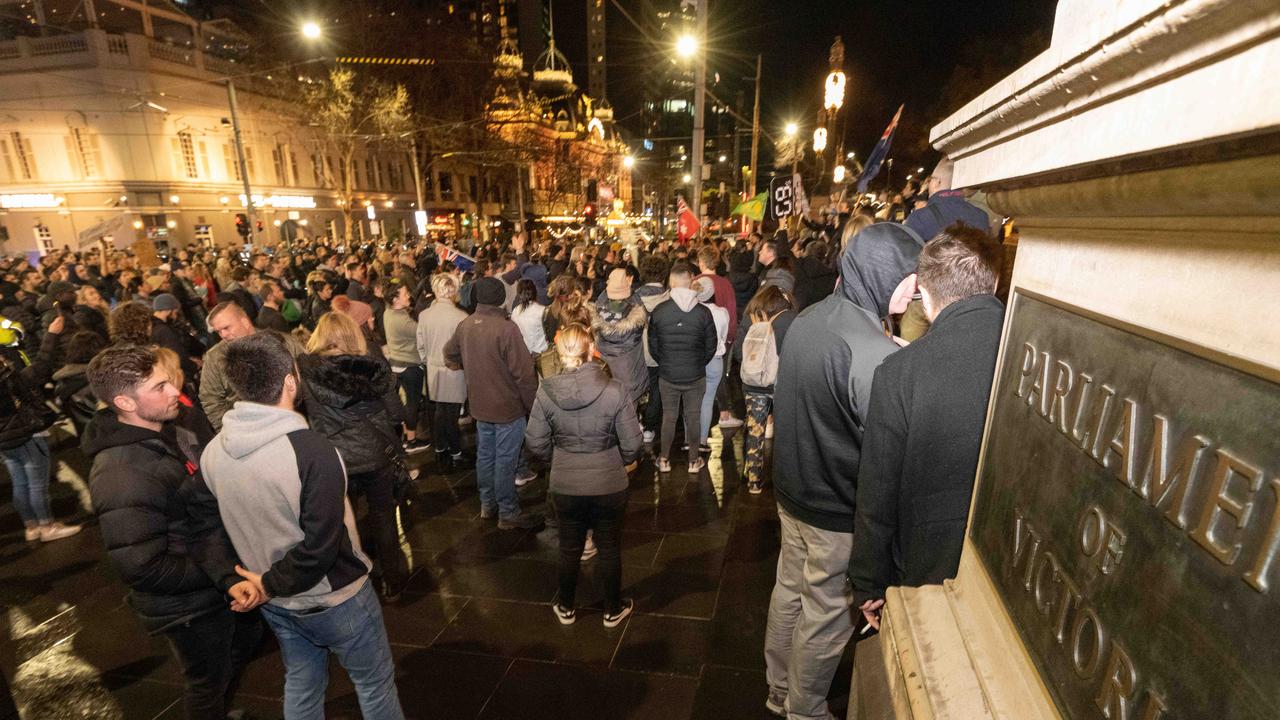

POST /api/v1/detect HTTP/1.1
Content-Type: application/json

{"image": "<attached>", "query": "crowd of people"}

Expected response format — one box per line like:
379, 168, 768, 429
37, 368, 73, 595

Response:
0, 157, 1008, 719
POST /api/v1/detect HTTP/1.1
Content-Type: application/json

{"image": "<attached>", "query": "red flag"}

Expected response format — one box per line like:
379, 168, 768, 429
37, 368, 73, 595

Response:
677, 194, 701, 243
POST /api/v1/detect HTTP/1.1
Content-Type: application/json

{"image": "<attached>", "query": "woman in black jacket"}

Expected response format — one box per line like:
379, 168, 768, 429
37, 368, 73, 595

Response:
299, 311, 409, 600
525, 324, 644, 628
1, 317, 82, 542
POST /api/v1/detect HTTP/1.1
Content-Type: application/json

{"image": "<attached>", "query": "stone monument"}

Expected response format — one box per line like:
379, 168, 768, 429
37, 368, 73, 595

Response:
868, 0, 1280, 717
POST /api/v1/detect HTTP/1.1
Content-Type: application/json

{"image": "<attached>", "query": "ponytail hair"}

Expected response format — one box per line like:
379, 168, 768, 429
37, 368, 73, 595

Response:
555, 324, 593, 370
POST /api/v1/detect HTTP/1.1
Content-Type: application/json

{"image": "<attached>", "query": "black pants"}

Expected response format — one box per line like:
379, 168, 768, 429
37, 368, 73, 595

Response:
659, 378, 705, 464
429, 401, 463, 455
642, 366, 662, 431
395, 365, 426, 434
163, 607, 263, 720
348, 464, 409, 587
552, 490, 628, 615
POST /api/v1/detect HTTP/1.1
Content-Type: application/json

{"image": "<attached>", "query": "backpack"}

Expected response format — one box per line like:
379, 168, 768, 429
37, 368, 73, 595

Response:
740, 312, 783, 387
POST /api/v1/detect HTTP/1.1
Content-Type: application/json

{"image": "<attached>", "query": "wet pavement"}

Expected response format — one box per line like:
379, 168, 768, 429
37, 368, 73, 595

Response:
0, 426, 854, 719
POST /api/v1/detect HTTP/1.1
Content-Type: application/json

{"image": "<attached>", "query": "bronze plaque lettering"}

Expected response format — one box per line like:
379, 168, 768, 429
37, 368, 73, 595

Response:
970, 290, 1280, 720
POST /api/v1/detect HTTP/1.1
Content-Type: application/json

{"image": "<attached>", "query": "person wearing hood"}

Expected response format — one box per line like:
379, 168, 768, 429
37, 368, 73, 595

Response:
84, 345, 263, 720
647, 262, 717, 473
589, 269, 649, 406
762, 221, 923, 720
850, 225, 1005, 632
635, 255, 670, 442
525, 325, 643, 628
692, 276, 729, 454
201, 332, 405, 718
298, 311, 409, 601
520, 258, 550, 305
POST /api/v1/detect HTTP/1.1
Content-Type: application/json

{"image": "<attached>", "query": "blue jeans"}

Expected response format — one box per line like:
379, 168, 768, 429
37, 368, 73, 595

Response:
699, 356, 725, 443
476, 417, 526, 518
1, 435, 52, 525
259, 582, 403, 720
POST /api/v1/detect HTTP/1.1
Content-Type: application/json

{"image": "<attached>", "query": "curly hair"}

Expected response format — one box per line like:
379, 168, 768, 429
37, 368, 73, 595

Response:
109, 301, 153, 345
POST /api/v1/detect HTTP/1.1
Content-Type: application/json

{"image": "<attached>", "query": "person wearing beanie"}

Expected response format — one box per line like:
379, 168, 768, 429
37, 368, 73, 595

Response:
444, 276, 543, 530
588, 269, 648, 405
151, 293, 200, 384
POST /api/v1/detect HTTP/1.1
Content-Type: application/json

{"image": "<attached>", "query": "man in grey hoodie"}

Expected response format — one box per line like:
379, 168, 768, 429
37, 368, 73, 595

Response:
200, 332, 404, 720
762, 222, 924, 719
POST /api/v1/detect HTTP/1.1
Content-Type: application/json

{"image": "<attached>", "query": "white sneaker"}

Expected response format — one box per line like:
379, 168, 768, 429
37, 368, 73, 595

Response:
515, 470, 537, 487
718, 415, 744, 428
39, 523, 82, 542
765, 687, 787, 716
642, 430, 655, 444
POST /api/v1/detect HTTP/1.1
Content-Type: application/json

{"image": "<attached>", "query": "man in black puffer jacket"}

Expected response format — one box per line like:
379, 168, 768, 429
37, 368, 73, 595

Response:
647, 262, 716, 472
84, 345, 262, 720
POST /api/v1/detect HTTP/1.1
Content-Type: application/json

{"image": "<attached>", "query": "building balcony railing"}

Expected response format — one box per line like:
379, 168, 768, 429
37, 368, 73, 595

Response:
0, 29, 259, 90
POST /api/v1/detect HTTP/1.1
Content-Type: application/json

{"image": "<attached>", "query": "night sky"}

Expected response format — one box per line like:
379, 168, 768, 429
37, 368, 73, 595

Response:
553, 0, 1060, 171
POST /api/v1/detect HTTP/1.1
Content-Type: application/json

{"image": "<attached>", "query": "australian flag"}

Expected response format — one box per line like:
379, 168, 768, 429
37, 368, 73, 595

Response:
855, 105, 904, 194
435, 243, 475, 272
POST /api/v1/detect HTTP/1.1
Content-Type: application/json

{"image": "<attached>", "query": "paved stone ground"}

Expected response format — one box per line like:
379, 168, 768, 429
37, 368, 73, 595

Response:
0, 425, 855, 719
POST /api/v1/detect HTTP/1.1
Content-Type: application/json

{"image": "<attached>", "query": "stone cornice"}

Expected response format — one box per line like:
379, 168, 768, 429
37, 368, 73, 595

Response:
932, 0, 1280, 189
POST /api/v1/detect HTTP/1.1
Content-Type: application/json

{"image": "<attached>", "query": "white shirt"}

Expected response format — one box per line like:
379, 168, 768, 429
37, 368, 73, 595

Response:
511, 302, 549, 354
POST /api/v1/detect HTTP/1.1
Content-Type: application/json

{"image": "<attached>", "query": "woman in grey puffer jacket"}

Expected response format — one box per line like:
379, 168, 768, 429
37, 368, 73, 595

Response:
525, 324, 644, 628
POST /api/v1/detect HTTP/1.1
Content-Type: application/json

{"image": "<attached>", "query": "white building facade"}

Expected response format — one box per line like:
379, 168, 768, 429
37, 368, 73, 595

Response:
0, 3, 502, 255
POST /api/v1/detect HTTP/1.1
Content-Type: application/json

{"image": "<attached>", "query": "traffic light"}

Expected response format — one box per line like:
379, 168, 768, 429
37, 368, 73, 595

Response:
584, 202, 597, 226
234, 213, 250, 238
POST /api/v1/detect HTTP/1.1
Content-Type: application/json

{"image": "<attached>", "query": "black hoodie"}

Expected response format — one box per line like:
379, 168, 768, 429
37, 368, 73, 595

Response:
83, 409, 240, 633
771, 222, 924, 532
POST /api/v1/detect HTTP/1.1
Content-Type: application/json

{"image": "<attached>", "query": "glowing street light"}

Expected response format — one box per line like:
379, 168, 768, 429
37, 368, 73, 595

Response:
833, 165, 847, 184
718, 154, 727, 163
784, 122, 798, 138
682, 173, 692, 184
301, 21, 322, 40
847, 151, 856, 159
676, 34, 698, 59
622, 155, 635, 169
824, 71, 846, 111
813, 127, 827, 153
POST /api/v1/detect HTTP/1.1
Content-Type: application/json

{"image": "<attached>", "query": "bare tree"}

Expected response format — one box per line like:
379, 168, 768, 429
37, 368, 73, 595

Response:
304, 67, 411, 239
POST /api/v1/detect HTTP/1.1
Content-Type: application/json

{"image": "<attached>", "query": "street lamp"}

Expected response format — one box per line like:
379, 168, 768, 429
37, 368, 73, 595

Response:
824, 71, 846, 111
847, 151, 856, 160
813, 127, 827, 153
676, 34, 698, 59
301, 21, 322, 40
833, 165, 847, 184
784, 122, 798, 138
622, 155, 635, 169
718, 154, 727, 163
682, 173, 692, 184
